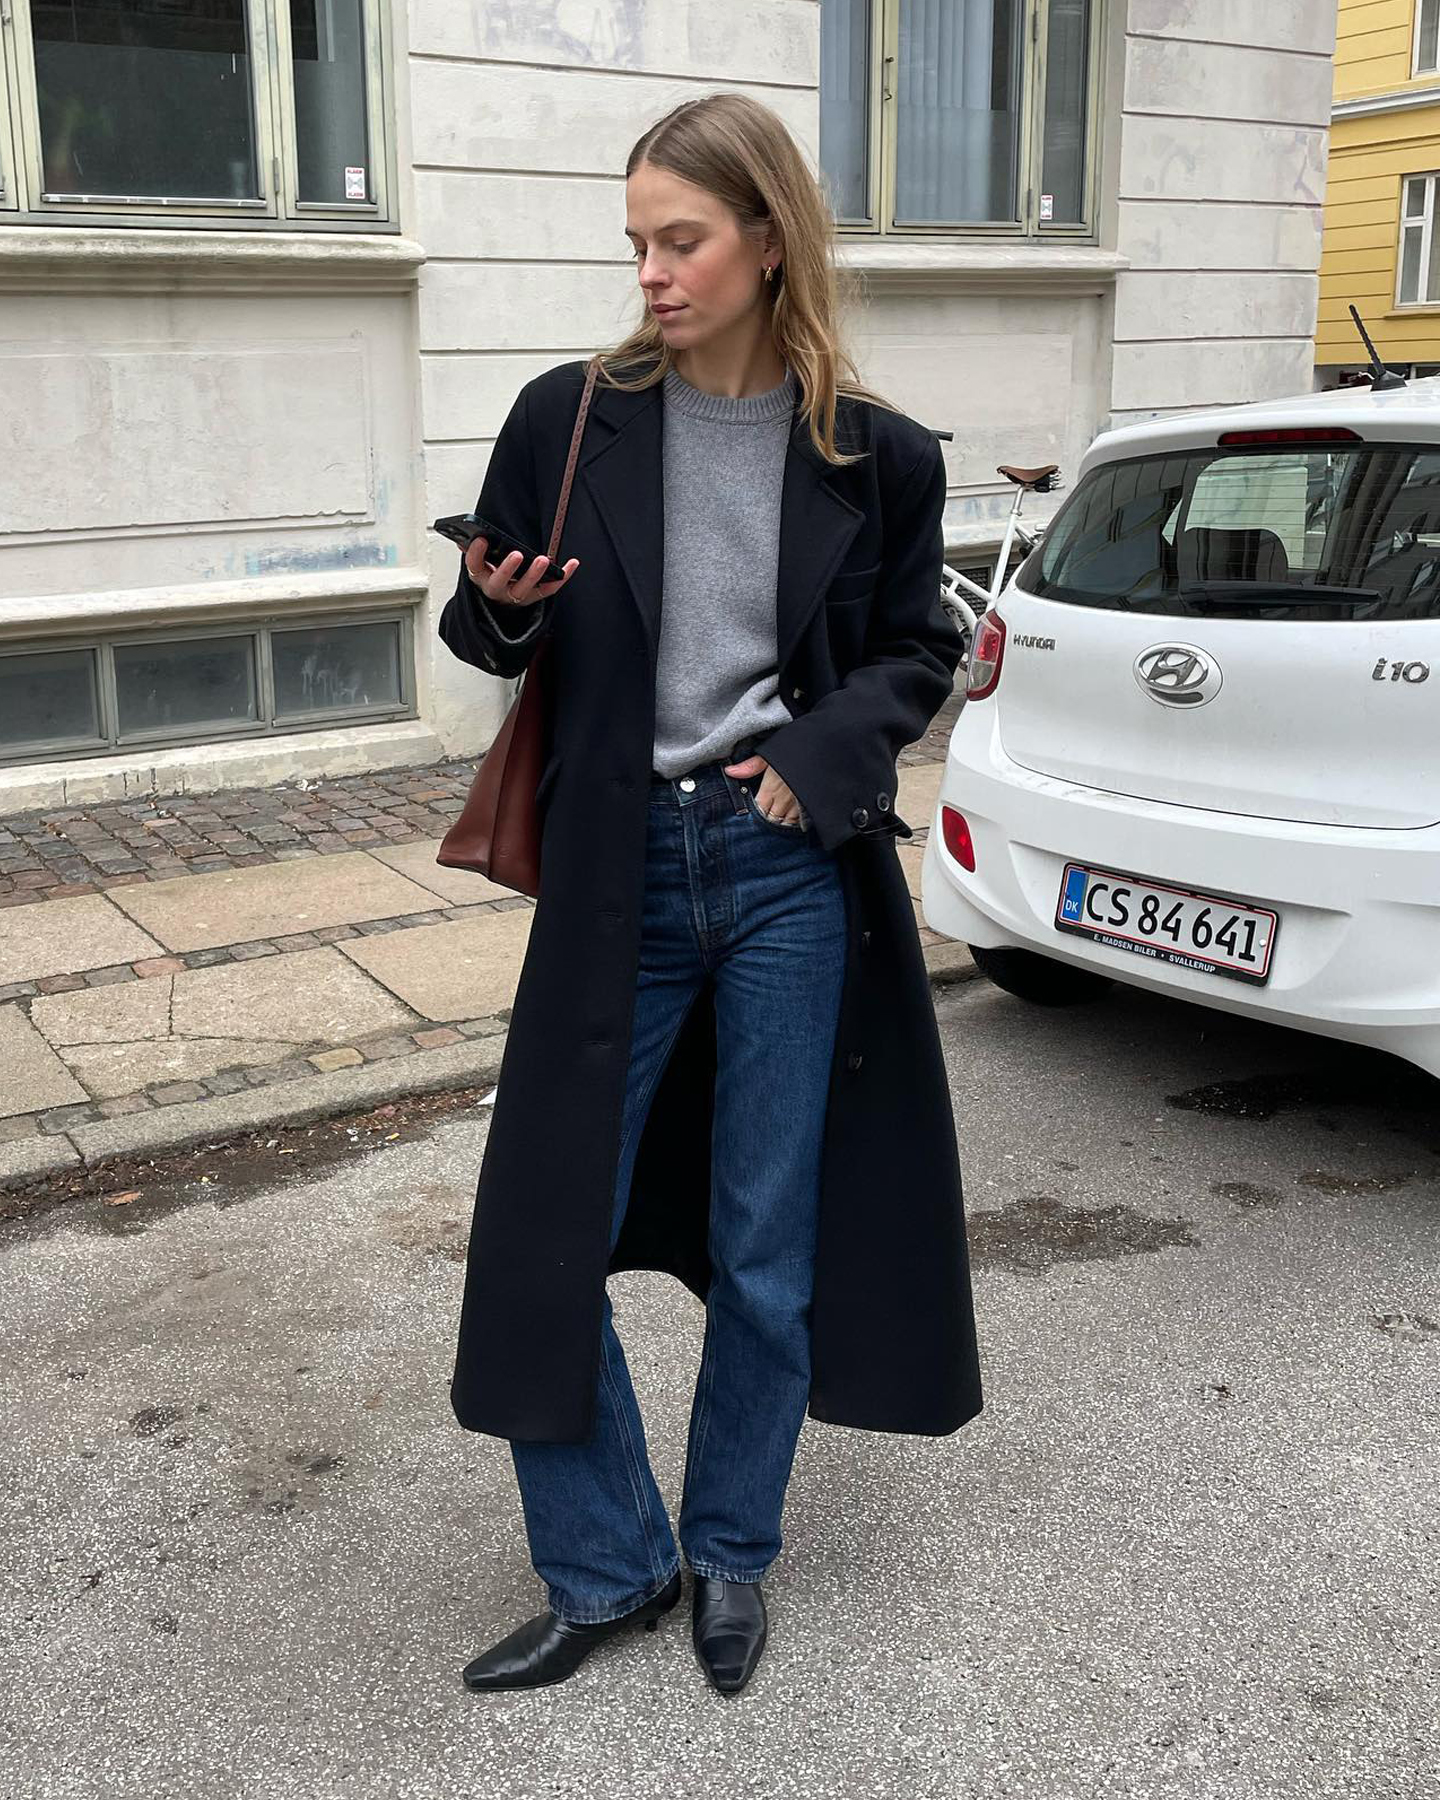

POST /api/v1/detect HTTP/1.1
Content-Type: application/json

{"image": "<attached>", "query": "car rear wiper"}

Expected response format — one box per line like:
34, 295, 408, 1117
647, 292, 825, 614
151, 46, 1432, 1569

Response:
1174, 581, 1381, 607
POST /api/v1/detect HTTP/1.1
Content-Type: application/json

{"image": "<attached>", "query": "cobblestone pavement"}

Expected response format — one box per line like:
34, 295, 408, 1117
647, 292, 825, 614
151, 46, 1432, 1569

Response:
0, 692, 962, 912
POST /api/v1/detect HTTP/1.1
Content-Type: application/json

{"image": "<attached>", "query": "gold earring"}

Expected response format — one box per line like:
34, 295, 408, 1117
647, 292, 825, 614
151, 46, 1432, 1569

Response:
763, 265, 775, 283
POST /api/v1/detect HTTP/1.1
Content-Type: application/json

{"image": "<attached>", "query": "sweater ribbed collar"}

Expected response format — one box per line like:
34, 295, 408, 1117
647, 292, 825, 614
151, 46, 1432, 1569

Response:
662, 365, 798, 425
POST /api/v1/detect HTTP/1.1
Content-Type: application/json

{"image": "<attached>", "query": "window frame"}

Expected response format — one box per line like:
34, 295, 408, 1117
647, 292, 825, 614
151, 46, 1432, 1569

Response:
1415, 0, 1440, 78
0, 609, 416, 768
1396, 170, 1440, 307
825, 0, 1105, 241
0, 0, 396, 232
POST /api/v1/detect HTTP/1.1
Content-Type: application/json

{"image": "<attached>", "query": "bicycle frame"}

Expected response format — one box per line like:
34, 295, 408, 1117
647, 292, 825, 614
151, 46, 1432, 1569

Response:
928, 430, 1059, 664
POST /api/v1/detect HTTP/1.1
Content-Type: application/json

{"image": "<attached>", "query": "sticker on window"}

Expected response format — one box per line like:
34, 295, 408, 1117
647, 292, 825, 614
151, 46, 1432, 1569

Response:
345, 166, 367, 201
1039, 193, 1055, 222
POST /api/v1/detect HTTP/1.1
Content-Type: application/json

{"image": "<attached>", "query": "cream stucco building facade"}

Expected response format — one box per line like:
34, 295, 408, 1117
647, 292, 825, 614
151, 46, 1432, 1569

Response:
0, 0, 1334, 810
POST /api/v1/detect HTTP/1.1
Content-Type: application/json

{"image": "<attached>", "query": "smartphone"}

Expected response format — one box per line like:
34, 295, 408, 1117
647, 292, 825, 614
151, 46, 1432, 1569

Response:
431, 512, 566, 585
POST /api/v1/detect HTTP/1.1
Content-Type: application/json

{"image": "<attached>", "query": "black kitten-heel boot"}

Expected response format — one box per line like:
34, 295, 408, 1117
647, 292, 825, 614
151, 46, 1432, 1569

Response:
462, 1570, 682, 1692
692, 1577, 767, 1694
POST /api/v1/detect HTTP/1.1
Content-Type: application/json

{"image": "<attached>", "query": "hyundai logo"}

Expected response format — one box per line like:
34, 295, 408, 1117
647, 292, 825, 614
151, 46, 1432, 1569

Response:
1134, 643, 1222, 707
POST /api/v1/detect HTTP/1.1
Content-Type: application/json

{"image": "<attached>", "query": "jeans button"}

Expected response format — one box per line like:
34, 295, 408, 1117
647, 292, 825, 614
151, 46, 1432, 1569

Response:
679, 776, 697, 793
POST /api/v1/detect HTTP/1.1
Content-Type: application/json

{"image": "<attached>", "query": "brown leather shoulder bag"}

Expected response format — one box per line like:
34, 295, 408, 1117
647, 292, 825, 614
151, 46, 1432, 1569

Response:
436, 358, 600, 895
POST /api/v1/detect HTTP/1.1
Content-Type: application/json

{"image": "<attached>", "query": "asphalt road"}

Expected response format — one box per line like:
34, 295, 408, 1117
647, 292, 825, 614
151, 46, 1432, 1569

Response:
2, 976, 1436, 1800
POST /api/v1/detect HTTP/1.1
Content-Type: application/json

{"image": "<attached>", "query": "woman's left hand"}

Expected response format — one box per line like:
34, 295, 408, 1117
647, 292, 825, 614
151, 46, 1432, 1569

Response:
723, 754, 806, 827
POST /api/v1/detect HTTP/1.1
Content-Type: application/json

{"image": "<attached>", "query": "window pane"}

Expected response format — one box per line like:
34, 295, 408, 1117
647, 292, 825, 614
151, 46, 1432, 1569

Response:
290, 0, 370, 204
820, 0, 872, 223
1420, 0, 1440, 74
1042, 0, 1090, 224
31, 1, 258, 201
0, 649, 100, 749
1401, 222, 1422, 303
895, 0, 1021, 225
114, 637, 258, 737
1405, 176, 1427, 220
272, 621, 402, 716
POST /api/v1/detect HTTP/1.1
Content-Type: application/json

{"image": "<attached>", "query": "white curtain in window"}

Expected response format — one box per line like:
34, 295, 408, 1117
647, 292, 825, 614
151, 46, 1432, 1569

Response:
820, 0, 872, 222
896, 0, 1019, 224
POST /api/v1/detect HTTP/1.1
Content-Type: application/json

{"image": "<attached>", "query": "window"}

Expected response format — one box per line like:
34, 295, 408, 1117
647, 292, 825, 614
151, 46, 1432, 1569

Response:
1026, 444, 1440, 623
0, 614, 413, 764
1416, 0, 1439, 77
819, 0, 1100, 235
0, 1, 392, 227
1398, 172, 1440, 305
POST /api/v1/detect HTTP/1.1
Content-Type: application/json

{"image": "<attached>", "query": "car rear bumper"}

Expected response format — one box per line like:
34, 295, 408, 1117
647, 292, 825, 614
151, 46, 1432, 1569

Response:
921, 710, 1440, 1078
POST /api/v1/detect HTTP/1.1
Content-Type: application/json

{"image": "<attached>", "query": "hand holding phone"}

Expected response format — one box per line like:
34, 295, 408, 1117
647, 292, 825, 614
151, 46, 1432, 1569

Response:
432, 513, 578, 606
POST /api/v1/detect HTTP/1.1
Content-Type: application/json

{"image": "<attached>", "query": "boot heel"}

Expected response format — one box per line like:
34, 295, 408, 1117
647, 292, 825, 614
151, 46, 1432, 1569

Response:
645, 1618, 659, 1632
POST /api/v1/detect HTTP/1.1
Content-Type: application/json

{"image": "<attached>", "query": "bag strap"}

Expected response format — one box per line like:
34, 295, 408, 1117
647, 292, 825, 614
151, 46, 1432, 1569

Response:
545, 358, 601, 565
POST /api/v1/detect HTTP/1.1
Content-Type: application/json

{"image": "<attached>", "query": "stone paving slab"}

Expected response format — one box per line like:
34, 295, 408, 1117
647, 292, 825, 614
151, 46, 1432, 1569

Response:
0, 1005, 89, 1119
31, 978, 172, 1046
338, 910, 534, 1024
0, 894, 163, 986
366, 839, 515, 906
896, 759, 945, 830
169, 947, 416, 1042
897, 842, 925, 902
105, 854, 443, 953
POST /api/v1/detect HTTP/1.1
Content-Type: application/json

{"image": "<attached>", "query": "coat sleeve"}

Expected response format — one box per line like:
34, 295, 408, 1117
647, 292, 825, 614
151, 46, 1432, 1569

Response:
757, 436, 962, 854
437, 381, 558, 682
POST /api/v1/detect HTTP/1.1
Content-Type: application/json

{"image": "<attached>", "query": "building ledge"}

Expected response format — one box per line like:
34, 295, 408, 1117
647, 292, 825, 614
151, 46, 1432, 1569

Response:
0, 566, 430, 644
0, 718, 446, 813
0, 226, 426, 295
1333, 84, 1440, 121
837, 239, 1128, 296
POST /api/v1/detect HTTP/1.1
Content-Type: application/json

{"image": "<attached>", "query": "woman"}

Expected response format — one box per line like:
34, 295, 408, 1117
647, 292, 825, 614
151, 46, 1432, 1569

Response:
440, 92, 982, 1697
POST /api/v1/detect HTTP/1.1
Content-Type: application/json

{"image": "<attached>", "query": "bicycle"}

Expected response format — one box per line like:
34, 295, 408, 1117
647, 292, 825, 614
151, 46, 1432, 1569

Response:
929, 435, 1062, 665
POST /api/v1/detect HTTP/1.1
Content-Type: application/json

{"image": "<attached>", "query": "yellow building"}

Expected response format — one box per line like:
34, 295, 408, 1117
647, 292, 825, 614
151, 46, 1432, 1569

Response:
1318, 0, 1440, 380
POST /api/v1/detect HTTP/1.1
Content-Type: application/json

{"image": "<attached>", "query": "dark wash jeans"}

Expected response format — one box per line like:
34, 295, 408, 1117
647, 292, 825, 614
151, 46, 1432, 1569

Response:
509, 759, 848, 1623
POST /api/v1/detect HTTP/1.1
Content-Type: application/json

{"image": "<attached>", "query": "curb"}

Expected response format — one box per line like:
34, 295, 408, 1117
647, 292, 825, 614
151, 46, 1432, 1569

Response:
0, 951, 979, 1197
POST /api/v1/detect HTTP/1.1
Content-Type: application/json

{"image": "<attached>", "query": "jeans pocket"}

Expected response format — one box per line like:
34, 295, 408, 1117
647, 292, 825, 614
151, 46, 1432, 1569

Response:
744, 787, 810, 837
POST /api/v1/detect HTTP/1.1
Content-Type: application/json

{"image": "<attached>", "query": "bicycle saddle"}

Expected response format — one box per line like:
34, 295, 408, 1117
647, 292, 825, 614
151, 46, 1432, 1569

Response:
997, 463, 1059, 489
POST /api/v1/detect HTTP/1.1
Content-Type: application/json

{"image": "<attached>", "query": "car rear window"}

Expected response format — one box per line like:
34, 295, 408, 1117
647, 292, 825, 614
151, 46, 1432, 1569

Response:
1022, 443, 1440, 620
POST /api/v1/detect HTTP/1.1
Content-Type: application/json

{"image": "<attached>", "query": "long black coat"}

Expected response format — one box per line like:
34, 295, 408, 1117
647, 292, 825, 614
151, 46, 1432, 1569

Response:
440, 358, 982, 1444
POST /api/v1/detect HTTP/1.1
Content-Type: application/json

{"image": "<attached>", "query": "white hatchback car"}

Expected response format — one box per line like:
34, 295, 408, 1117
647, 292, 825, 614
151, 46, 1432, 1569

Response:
922, 378, 1440, 1080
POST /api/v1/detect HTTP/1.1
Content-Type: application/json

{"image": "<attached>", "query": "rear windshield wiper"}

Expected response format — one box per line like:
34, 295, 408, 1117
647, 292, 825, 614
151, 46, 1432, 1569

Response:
1174, 581, 1381, 607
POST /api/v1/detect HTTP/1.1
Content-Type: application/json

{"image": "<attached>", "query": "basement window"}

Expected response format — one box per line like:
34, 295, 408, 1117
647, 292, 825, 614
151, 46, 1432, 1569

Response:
0, 613, 414, 764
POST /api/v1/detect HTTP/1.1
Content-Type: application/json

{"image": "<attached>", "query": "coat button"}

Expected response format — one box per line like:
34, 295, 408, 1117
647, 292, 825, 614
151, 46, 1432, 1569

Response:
846, 1052, 863, 1072
877, 793, 890, 811
679, 776, 696, 792
852, 806, 869, 828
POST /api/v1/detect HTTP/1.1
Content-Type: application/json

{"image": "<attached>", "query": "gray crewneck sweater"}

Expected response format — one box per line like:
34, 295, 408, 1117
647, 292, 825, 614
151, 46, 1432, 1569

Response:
650, 366, 798, 779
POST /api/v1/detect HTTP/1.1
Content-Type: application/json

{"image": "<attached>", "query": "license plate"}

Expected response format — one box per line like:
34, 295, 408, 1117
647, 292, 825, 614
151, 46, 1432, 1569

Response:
1054, 863, 1278, 986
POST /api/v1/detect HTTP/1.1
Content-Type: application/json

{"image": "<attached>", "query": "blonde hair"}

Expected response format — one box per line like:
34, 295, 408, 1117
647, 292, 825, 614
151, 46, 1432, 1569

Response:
598, 91, 894, 466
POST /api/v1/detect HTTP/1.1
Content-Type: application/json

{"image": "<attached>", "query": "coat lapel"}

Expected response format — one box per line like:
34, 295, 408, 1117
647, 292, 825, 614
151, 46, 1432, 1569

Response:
579, 376, 864, 670
579, 382, 665, 662
776, 415, 865, 668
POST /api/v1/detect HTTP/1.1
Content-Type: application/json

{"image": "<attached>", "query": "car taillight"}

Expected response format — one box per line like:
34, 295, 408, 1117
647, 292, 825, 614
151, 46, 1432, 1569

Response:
966, 610, 1006, 700
940, 806, 976, 872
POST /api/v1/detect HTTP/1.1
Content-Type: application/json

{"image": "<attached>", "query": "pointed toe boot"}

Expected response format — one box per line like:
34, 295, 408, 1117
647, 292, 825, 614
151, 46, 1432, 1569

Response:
462, 1570, 681, 1692
692, 1577, 768, 1695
